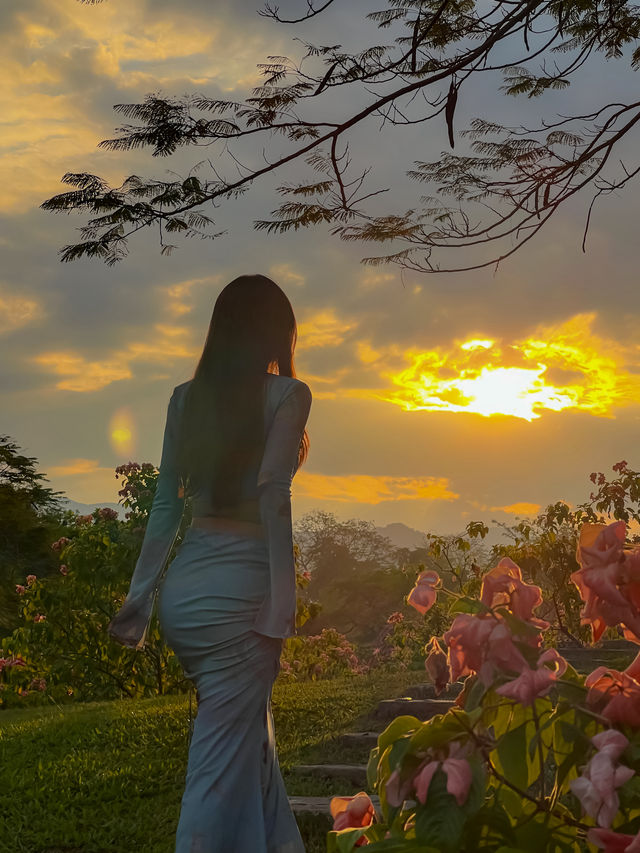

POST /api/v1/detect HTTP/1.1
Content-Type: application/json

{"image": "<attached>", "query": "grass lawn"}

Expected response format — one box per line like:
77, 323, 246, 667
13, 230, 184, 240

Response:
0, 667, 424, 853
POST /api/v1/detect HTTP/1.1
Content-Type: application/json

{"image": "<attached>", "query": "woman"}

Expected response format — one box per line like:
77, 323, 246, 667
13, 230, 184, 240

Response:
107, 274, 312, 853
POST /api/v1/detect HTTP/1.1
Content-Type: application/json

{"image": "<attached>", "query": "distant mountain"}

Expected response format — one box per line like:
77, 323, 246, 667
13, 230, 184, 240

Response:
61, 499, 127, 520
375, 522, 428, 549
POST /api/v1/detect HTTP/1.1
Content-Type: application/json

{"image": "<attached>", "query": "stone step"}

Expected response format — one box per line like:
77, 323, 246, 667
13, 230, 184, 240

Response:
289, 794, 381, 815
375, 697, 454, 721
290, 763, 368, 786
339, 731, 380, 748
402, 682, 464, 700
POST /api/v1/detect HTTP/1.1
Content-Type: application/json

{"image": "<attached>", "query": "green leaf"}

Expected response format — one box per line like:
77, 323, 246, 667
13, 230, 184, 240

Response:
448, 596, 491, 615
414, 768, 464, 852
377, 715, 422, 755
493, 722, 533, 791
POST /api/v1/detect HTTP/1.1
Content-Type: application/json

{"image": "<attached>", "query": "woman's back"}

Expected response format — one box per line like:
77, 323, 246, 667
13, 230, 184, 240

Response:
175, 373, 306, 525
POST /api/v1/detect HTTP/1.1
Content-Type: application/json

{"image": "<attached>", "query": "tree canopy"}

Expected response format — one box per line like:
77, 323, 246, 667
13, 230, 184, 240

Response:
43, 0, 640, 272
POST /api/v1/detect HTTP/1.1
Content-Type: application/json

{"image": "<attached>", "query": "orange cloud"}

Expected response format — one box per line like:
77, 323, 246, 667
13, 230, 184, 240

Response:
30, 323, 199, 391
491, 502, 541, 516
293, 472, 459, 504
48, 458, 104, 476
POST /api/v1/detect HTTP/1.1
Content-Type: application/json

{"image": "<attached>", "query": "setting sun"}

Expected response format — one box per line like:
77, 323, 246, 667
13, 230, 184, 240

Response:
379, 314, 640, 421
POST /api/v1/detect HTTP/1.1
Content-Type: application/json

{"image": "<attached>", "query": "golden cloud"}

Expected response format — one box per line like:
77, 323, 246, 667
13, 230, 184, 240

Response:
48, 458, 104, 476
30, 323, 199, 391
292, 471, 459, 504
296, 308, 358, 350
491, 502, 542, 516
162, 274, 221, 318
0, 2, 283, 211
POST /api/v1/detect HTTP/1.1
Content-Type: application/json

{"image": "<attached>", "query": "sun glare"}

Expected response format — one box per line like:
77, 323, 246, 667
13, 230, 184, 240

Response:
109, 408, 136, 456
379, 314, 640, 421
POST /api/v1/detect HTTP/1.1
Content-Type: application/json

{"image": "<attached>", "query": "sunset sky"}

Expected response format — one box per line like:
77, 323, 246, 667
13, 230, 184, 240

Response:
2, 0, 640, 535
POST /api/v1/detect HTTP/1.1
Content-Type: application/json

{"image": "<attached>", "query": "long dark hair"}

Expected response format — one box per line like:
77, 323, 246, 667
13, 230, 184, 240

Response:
176, 274, 309, 509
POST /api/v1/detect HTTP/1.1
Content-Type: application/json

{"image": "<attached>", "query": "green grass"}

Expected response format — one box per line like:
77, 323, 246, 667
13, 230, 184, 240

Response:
0, 668, 424, 853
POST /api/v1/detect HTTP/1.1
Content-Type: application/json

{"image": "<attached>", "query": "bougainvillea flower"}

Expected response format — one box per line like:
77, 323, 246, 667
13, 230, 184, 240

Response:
572, 521, 640, 644
481, 557, 548, 628
496, 648, 568, 706
407, 570, 439, 615
424, 637, 450, 695
570, 730, 635, 828
588, 828, 640, 852
330, 791, 375, 845
585, 666, 640, 729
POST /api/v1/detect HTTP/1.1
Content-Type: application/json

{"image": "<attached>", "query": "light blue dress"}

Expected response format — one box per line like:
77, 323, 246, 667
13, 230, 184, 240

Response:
107, 374, 312, 853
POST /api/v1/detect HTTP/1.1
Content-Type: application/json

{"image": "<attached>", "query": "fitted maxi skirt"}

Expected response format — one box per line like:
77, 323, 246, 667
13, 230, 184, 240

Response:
157, 525, 306, 853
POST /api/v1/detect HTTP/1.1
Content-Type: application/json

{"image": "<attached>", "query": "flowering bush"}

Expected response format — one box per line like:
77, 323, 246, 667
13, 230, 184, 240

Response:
279, 627, 369, 681
327, 520, 640, 852
1, 462, 321, 705
0, 505, 188, 707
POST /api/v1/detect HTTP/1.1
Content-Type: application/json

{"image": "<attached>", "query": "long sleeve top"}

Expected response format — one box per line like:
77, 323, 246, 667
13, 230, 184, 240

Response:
107, 374, 312, 650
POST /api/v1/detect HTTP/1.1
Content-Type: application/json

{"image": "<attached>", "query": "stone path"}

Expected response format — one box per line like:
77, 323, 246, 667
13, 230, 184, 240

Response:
287, 681, 459, 815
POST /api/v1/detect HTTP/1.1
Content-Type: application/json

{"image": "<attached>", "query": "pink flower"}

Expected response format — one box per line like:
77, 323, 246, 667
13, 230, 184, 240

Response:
33, 613, 46, 623
387, 611, 404, 624
8, 656, 26, 668
495, 648, 567, 706
481, 557, 548, 629
413, 757, 472, 807
51, 536, 71, 552
413, 761, 439, 805
570, 730, 635, 828
407, 570, 439, 615
29, 677, 47, 691
301, 570, 311, 582
444, 613, 529, 686
75, 514, 93, 526
385, 768, 415, 808
98, 507, 118, 521
424, 637, 450, 696
59, 564, 69, 575
588, 828, 640, 852
572, 521, 640, 644
15, 584, 25, 595
585, 666, 640, 729
26, 574, 36, 586
0, 658, 8, 672
330, 792, 375, 845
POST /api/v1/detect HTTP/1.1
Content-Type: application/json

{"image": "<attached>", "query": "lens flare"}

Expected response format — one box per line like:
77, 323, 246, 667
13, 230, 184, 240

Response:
109, 408, 136, 456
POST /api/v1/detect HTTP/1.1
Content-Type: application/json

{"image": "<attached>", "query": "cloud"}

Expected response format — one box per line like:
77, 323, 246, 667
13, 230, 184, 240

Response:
48, 457, 105, 476
293, 471, 459, 504
269, 263, 305, 289
296, 308, 359, 349
0, 288, 44, 334
29, 322, 199, 391
335, 313, 640, 421
0, 0, 286, 212
491, 502, 542, 516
